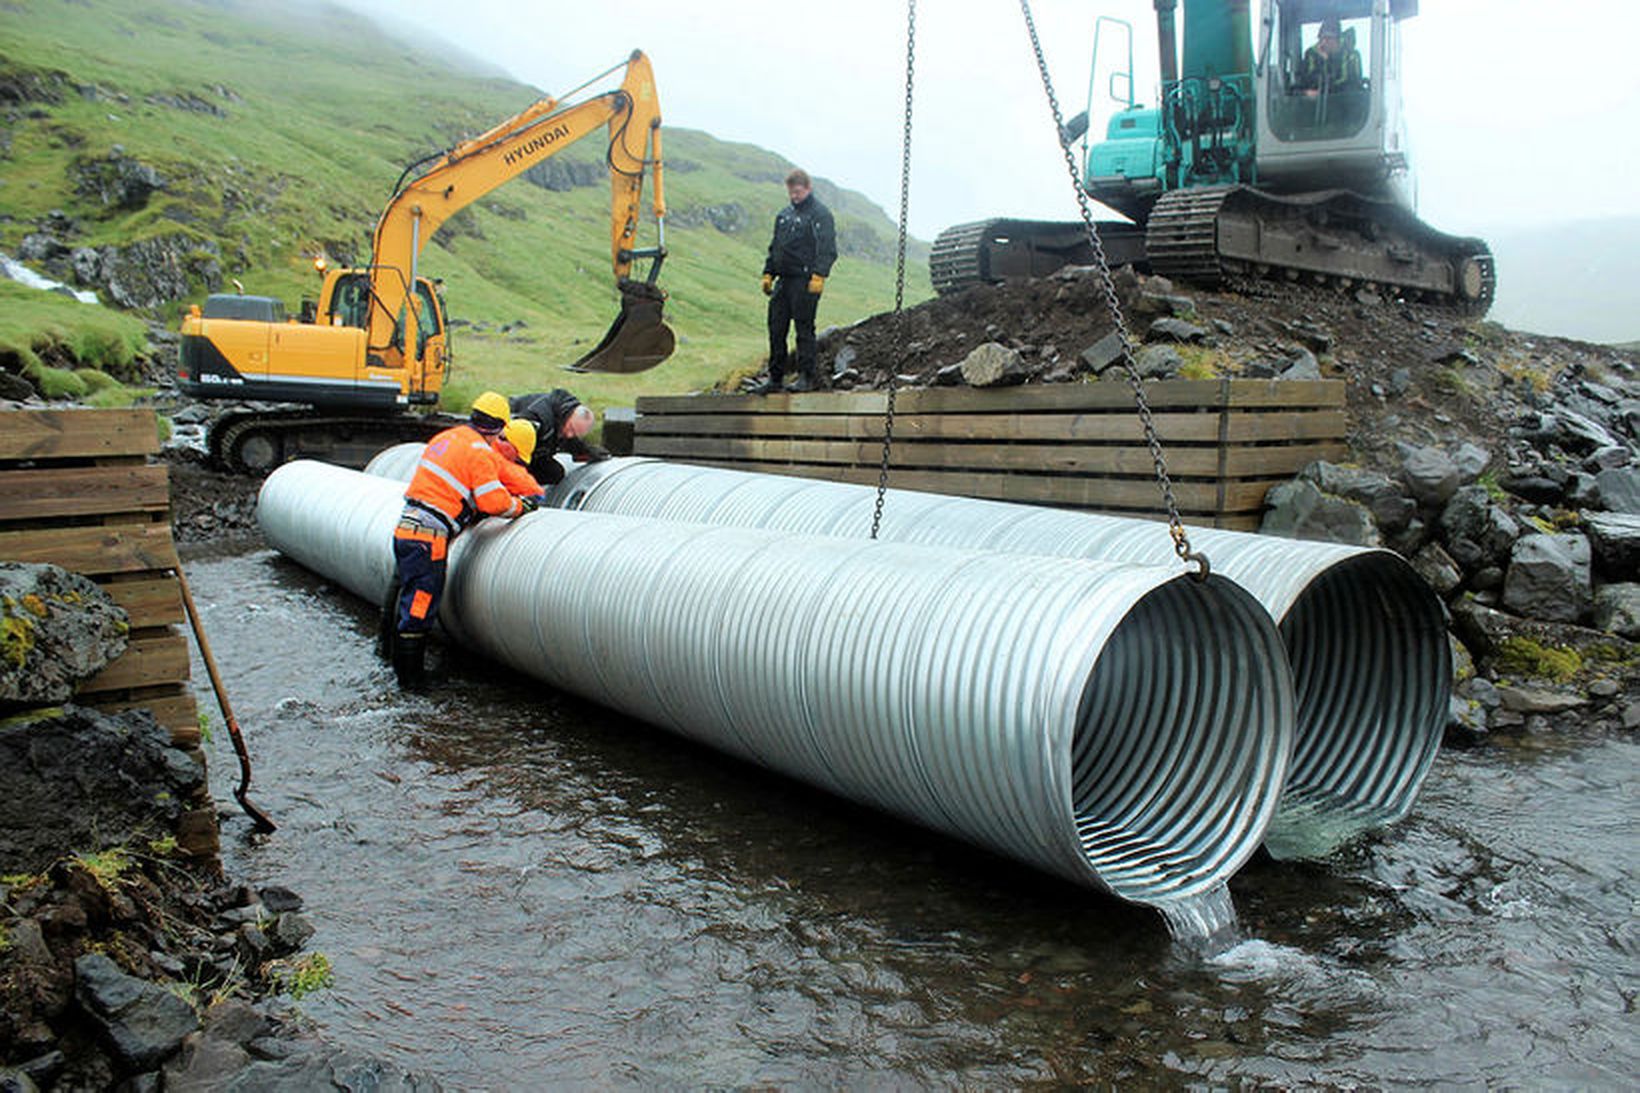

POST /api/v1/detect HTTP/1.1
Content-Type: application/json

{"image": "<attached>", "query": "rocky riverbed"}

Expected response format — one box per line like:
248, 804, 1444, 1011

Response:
0, 564, 435, 1090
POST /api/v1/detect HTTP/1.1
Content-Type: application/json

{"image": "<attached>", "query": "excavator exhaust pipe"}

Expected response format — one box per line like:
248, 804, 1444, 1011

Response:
566, 280, 675, 374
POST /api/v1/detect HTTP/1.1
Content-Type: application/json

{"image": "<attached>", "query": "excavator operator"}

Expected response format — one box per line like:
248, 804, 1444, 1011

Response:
1296, 17, 1362, 98
387, 390, 540, 689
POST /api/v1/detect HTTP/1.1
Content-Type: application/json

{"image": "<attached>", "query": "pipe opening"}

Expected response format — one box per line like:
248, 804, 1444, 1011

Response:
1268, 553, 1450, 857
1070, 577, 1286, 904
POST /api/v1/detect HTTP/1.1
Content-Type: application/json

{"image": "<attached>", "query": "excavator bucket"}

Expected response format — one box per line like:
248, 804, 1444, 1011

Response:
566, 281, 676, 373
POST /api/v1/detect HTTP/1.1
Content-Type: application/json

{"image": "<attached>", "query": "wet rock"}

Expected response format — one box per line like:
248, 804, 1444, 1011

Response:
1147, 317, 1207, 344
1501, 475, 1563, 505
1496, 685, 1586, 715
72, 152, 166, 210
1589, 679, 1621, 699
0, 1069, 40, 1093
0, 370, 36, 401
269, 912, 315, 953
1552, 410, 1618, 455
70, 236, 221, 311
1079, 330, 1125, 373
932, 362, 964, 386
163, 1036, 250, 1093
1260, 479, 1378, 547
1568, 472, 1602, 509
1624, 702, 1640, 731
1410, 543, 1462, 597
959, 342, 1027, 388
1401, 445, 1462, 507
1595, 466, 1640, 514
1446, 694, 1486, 742
257, 886, 304, 914
1502, 534, 1593, 623
222, 1047, 442, 1091
1301, 462, 1415, 530
1452, 442, 1491, 483
1279, 348, 1322, 381
1587, 445, 1632, 472
1592, 583, 1640, 639
1471, 565, 1505, 591
18, 1051, 64, 1087
0, 706, 201, 875
1133, 343, 1183, 380
74, 953, 200, 1071
0, 563, 129, 707
1439, 487, 1520, 568
830, 344, 858, 376
1583, 513, 1640, 577
1449, 597, 1515, 657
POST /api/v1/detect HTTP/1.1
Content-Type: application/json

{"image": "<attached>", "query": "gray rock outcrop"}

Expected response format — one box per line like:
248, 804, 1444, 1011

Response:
0, 564, 128, 707
1501, 533, 1593, 623
74, 953, 200, 1071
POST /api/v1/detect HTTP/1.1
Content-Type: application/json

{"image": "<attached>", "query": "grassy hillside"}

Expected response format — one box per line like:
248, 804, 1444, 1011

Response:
0, 0, 930, 417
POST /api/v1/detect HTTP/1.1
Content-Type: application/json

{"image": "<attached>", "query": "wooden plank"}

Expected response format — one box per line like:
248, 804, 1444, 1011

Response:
636, 379, 1346, 418
0, 464, 170, 522
0, 523, 178, 575
671, 458, 1238, 512
1223, 410, 1348, 442
636, 410, 1231, 444
102, 576, 185, 628
1222, 443, 1349, 476
637, 434, 1235, 477
77, 631, 190, 694
0, 409, 160, 461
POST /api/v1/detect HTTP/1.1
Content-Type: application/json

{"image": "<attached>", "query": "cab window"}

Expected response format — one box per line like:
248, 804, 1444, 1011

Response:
1270, 3, 1373, 142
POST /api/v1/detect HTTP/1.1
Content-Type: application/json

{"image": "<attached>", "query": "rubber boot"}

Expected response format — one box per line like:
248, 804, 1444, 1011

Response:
790, 371, 818, 393
393, 631, 428, 691
377, 584, 401, 660
750, 373, 785, 395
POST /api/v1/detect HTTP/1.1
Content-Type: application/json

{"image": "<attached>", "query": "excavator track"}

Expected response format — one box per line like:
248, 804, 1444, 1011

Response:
1145, 186, 1496, 316
209, 409, 465, 474
929, 218, 1148, 296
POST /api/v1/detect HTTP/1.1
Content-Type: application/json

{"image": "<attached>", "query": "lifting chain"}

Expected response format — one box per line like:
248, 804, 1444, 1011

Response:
870, 0, 917, 541
1017, 0, 1210, 580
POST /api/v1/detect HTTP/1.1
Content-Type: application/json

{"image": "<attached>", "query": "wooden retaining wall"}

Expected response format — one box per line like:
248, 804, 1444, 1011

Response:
0, 408, 217, 860
634, 379, 1348, 529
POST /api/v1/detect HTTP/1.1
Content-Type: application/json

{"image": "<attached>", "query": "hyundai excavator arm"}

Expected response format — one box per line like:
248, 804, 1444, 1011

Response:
367, 49, 671, 375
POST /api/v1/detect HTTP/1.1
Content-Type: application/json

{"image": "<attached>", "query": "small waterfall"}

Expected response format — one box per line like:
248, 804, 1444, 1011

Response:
1156, 884, 1241, 951
0, 253, 100, 304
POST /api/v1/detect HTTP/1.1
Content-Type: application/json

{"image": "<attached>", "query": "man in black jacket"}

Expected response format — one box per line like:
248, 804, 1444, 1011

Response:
510, 389, 606, 485
755, 168, 837, 394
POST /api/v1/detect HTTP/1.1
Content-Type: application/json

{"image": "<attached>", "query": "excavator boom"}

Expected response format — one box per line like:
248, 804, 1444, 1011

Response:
369, 49, 672, 376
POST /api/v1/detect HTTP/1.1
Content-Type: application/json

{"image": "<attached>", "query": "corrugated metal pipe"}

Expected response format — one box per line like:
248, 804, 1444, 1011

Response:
262, 460, 1295, 917
364, 447, 1449, 858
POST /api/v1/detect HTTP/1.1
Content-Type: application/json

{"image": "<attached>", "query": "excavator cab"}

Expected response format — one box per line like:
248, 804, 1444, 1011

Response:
1254, 0, 1415, 203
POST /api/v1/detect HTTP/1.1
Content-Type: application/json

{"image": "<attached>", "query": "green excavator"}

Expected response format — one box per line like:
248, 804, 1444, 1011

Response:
931, 0, 1493, 315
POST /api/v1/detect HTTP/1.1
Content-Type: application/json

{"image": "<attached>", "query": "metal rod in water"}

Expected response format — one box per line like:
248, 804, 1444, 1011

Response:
261, 460, 1295, 930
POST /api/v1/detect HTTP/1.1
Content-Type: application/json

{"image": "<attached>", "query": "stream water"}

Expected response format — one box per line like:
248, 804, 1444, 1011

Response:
186, 543, 1637, 1087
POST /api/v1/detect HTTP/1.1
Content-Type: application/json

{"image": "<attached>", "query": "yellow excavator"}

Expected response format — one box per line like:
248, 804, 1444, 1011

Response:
179, 50, 672, 471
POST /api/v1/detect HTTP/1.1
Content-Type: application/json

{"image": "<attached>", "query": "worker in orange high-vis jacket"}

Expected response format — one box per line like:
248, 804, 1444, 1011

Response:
389, 391, 538, 689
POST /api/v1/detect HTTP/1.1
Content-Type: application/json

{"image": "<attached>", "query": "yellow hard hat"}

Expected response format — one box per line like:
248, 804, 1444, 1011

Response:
471, 390, 510, 422
502, 417, 537, 464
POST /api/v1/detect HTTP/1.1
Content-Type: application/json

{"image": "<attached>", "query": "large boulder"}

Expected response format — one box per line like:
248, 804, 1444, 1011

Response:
1592, 583, 1640, 640
959, 342, 1028, 388
1502, 533, 1593, 623
72, 153, 166, 210
1260, 479, 1379, 547
74, 954, 199, 1071
0, 563, 128, 708
1303, 462, 1416, 531
1439, 486, 1521, 569
1595, 466, 1640, 514
1583, 512, 1640, 577
0, 706, 202, 874
1401, 445, 1462, 507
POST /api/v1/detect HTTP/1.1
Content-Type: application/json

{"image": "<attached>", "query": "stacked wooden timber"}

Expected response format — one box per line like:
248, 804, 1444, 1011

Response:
633, 380, 1347, 530
0, 408, 217, 859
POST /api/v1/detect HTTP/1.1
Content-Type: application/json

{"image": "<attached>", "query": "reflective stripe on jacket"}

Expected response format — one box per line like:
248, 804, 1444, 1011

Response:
404, 424, 522, 529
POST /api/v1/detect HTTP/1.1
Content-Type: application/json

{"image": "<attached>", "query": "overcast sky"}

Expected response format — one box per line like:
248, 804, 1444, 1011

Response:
341, 0, 1638, 242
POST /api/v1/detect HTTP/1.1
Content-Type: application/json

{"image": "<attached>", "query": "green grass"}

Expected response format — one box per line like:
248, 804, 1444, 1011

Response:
0, 282, 151, 376
0, 0, 931, 403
